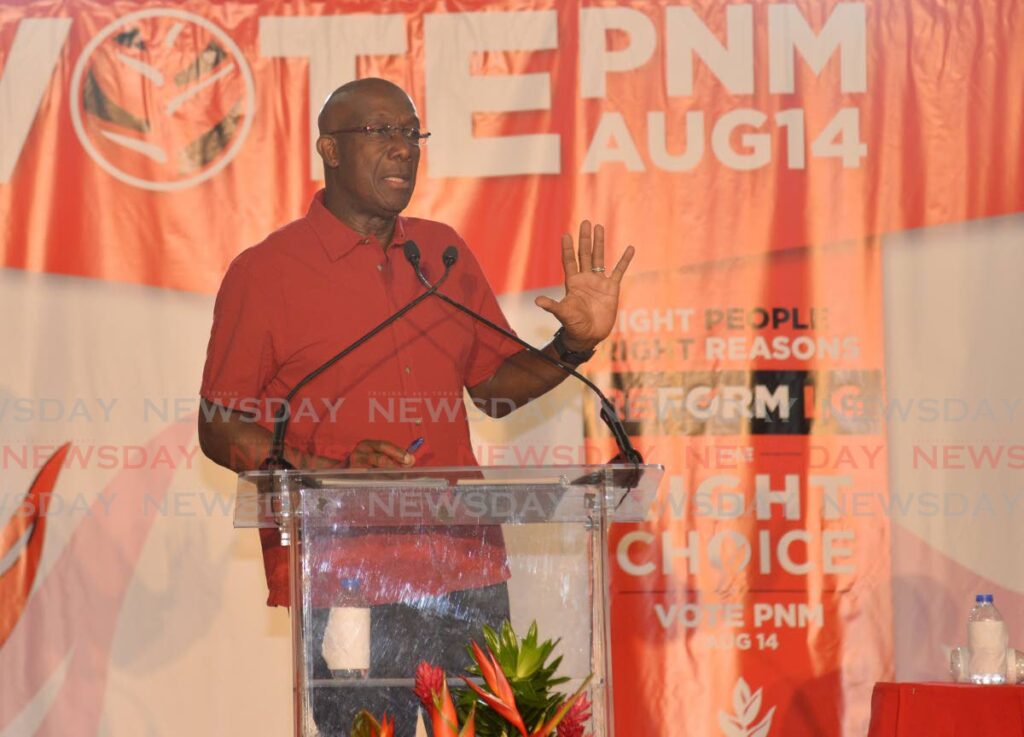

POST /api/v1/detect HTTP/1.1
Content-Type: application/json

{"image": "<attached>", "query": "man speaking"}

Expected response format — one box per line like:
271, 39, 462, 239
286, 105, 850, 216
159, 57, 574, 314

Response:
198, 78, 634, 734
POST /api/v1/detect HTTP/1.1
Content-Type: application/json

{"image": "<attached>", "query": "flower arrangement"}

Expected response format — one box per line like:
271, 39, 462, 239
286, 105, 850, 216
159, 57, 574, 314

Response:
352, 621, 592, 737
350, 711, 395, 737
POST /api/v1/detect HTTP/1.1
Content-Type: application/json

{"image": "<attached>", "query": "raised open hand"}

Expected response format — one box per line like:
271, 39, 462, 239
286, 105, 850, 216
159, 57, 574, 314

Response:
534, 220, 635, 349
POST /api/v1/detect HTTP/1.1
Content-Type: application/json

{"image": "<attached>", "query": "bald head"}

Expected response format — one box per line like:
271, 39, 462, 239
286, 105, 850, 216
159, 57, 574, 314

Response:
314, 77, 422, 240
317, 78, 415, 135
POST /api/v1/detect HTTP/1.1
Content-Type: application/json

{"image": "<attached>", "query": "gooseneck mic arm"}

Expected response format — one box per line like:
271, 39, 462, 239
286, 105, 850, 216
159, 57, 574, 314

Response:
261, 241, 451, 469
404, 242, 642, 465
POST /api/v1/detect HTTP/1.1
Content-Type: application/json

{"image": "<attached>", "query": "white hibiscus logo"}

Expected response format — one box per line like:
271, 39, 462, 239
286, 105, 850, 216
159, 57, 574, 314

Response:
69, 8, 255, 191
718, 677, 776, 737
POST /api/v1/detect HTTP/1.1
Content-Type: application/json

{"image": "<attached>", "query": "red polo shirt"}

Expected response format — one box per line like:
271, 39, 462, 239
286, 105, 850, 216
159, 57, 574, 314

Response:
201, 190, 521, 606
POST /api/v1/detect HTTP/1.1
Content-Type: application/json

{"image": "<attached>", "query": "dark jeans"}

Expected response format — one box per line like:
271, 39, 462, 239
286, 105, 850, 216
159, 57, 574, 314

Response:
309, 582, 510, 736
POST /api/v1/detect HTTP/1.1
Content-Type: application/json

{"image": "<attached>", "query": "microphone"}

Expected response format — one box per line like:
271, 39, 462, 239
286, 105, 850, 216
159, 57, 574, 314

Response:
261, 241, 452, 469
409, 244, 458, 287
405, 245, 643, 467
403, 240, 421, 269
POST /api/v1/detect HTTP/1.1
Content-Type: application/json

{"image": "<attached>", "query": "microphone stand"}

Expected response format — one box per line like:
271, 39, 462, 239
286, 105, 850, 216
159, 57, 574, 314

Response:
261, 243, 452, 469
405, 244, 644, 469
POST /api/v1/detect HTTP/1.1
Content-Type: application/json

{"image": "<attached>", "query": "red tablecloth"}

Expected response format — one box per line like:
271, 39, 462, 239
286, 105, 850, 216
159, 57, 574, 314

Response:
868, 682, 1024, 737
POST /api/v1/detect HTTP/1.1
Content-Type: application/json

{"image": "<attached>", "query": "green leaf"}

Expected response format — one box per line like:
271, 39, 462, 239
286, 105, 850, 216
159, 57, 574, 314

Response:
456, 620, 588, 737
350, 710, 381, 737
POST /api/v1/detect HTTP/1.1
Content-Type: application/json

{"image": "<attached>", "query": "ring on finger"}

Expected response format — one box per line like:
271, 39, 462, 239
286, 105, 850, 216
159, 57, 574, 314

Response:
591, 266, 606, 273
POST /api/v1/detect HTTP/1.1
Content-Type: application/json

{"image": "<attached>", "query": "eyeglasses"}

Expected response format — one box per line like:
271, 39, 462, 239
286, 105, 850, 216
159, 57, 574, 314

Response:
326, 124, 431, 146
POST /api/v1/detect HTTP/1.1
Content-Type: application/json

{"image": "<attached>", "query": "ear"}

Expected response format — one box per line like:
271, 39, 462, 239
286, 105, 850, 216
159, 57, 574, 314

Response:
315, 134, 340, 168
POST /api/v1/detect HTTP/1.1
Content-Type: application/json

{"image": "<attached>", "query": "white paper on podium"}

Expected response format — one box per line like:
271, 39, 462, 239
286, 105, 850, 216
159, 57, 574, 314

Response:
321, 607, 370, 673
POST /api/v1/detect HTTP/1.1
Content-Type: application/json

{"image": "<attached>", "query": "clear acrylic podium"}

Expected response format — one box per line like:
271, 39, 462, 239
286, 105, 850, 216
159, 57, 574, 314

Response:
234, 464, 662, 737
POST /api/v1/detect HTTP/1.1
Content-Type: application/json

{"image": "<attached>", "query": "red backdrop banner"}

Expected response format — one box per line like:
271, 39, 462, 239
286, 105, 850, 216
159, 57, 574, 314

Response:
2, 1, 1022, 294
2, 2, 1023, 736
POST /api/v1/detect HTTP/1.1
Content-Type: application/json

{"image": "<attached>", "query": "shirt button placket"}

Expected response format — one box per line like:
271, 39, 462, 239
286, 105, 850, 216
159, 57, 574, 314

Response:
381, 247, 418, 434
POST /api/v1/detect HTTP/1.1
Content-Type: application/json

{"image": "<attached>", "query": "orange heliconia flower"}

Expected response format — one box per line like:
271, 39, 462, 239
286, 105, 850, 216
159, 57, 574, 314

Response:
351, 710, 396, 737
461, 642, 593, 737
415, 661, 475, 737
371, 713, 394, 737
461, 641, 529, 737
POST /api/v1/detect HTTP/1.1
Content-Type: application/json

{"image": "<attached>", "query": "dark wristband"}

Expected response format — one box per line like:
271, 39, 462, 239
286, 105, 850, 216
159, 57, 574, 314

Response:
552, 327, 595, 365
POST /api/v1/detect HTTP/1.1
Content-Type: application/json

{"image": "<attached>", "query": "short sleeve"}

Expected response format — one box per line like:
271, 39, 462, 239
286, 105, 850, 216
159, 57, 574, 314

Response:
200, 254, 279, 409
458, 239, 523, 388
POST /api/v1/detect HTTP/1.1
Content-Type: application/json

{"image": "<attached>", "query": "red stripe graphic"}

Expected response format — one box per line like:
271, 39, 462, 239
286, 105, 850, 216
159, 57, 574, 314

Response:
0, 443, 70, 648
0, 421, 192, 736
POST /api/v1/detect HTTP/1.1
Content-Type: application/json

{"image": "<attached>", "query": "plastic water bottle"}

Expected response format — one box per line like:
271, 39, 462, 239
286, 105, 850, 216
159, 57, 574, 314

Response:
968, 594, 1008, 684
321, 577, 370, 679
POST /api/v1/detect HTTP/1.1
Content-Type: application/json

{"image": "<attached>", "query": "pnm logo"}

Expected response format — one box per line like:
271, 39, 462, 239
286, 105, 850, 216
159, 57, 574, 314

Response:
69, 9, 255, 191
718, 677, 776, 737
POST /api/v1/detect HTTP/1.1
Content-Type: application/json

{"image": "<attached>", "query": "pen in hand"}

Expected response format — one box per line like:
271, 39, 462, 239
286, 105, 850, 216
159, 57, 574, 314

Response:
406, 437, 425, 456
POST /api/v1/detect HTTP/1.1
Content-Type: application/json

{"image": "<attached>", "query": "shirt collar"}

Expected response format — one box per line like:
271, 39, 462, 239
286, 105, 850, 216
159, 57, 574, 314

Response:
306, 189, 407, 262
